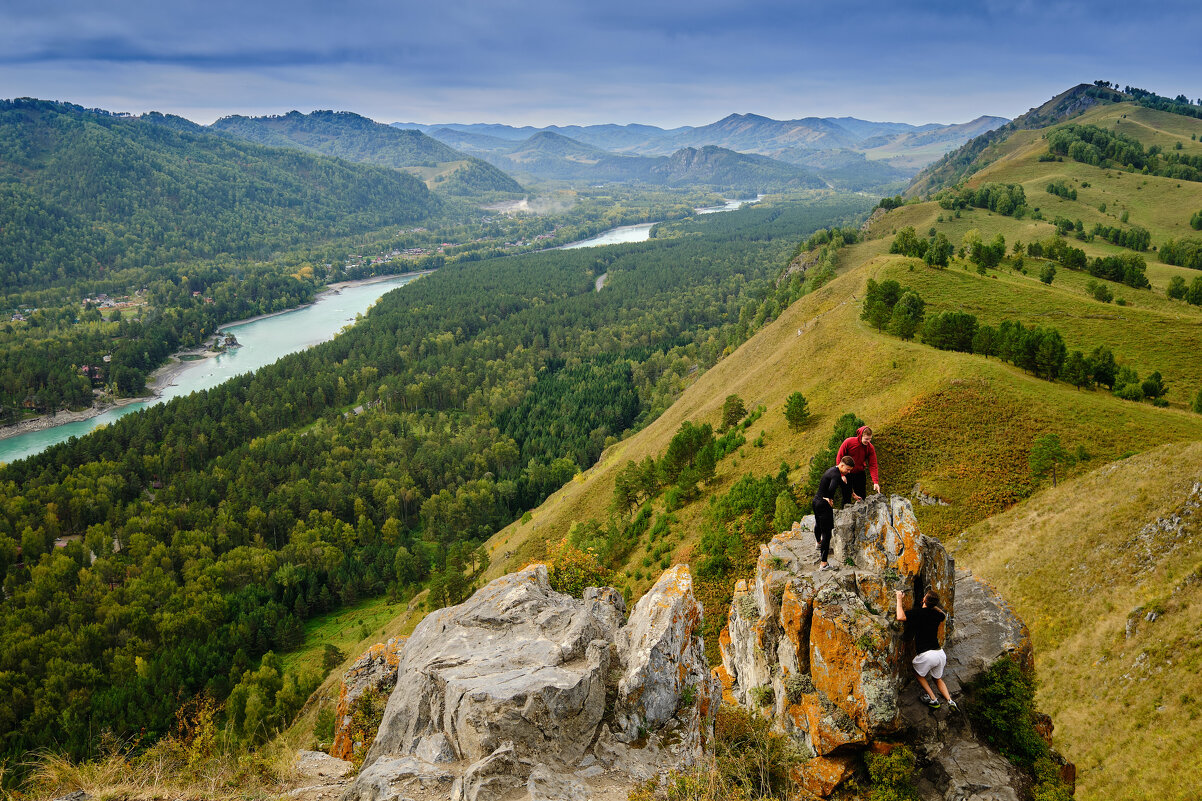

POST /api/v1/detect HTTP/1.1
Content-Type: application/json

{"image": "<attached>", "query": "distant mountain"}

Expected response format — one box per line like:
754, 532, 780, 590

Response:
650, 146, 825, 190
420, 127, 821, 191
664, 113, 862, 153
212, 110, 522, 196
398, 112, 1008, 188
0, 99, 439, 292
397, 121, 693, 153
774, 148, 913, 192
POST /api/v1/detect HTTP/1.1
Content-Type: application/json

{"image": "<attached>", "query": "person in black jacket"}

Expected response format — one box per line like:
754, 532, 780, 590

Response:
812, 456, 855, 571
895, 588, 957, 710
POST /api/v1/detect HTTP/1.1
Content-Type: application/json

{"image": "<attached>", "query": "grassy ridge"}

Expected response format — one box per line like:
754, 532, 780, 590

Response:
956, 444, 1202, 801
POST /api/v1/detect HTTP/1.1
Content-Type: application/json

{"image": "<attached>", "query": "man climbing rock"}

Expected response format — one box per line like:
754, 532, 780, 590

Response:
813, 456, 855, 570
895, 588, 958, 710
836, 425, 880, 503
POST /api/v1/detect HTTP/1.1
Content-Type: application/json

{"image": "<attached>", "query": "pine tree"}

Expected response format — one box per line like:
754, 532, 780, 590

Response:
784, 391, 811, 431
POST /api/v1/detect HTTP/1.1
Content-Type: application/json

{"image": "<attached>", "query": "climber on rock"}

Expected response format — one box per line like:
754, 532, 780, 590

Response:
895, 588, 957, 711
813, 456, 855, 571
835, 425, 880, 504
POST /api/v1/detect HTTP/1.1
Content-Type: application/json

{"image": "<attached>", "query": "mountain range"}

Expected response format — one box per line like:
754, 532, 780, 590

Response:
396, 112, 1007, 190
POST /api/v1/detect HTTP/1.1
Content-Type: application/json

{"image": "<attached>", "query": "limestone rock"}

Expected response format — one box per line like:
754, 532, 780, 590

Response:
451, 742, 528, 801
332, 637, 407, 761
352, 755, 455, 801
794, 752, 858, 798
615, 565, 720, 741
527, 764, 588, 801
344, 563, 716, 801
943, 569, 1033, 694
720, 495, 1057, 799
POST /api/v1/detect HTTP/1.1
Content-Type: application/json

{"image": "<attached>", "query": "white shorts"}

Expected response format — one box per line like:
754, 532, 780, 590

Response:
912, 649, 946, 679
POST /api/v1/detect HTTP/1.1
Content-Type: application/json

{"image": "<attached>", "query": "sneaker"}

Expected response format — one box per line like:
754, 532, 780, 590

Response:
946, 699, 959, 711
819, 563, 836, 571
920, 693, 940, 709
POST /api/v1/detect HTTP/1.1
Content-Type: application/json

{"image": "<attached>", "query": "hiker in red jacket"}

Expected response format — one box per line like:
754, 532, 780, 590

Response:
835, 425, 880, 503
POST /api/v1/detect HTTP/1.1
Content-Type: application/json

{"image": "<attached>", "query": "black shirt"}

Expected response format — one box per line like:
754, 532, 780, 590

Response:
908, 605, 946, 654
814, 466, 844, 509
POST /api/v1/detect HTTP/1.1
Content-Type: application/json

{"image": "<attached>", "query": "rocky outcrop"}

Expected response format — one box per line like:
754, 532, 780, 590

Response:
721, 495, 1044, 798
342, 564, 719, 801
332, 638, 407, 761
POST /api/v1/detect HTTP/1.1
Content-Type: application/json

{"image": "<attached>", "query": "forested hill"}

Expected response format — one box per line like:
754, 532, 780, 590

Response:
210, 110, 523, 196
0, 98, 440, 293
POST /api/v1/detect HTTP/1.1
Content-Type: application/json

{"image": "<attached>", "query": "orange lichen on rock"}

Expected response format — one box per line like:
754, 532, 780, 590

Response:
330, 636, 406, 761
793, 751, 858, 796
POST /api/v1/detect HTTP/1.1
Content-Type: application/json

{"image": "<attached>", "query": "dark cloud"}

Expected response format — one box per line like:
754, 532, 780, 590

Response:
0, 0, 1196, 126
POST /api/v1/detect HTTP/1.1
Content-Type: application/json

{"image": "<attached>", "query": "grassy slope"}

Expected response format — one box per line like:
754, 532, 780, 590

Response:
479, 100, 1202, 800
956, 443, 1202, 801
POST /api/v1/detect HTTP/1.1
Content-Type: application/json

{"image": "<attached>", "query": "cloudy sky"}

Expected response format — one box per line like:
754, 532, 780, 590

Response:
1, 0, 1197, 128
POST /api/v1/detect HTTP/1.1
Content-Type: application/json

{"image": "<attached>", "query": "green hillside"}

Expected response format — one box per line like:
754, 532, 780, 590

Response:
483, 94, 1202, 801
0, 99, 439, 293
210, 110, 523, 196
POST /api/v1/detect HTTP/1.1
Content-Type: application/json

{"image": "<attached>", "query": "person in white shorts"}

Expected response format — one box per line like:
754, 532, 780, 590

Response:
895, 588, 957, 710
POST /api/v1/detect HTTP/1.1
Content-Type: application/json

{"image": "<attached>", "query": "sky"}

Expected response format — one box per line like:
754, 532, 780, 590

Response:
1, 0, 1198, 128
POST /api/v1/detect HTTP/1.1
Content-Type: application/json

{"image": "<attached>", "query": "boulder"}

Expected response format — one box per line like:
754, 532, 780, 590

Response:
343, 563, 716, 801
332, 638, 407, 761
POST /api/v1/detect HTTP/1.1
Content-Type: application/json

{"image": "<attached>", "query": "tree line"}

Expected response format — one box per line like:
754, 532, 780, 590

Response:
863, 278, 1170, 404
1046, 124, 1202, 182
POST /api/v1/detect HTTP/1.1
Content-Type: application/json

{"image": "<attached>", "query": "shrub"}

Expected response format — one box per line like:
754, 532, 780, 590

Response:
312, 706, 336, 752
750, 684, 775, 708
322, 644, 346, 673
713, 704, 800, 796
783, 391, 810, 431
784, 673, 814, 703
965, 655, 1048, 767
722, 394, 747, 431
1115, 383, 1145, 402
346, 688, 388, 768
544, 538, 612, 597
1031, 757, 1074, 801
866, 745, 921, 801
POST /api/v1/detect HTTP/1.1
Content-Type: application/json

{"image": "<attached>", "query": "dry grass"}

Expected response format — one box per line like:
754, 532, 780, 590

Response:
956, 442, 1202, 801
17, 700, 300, 801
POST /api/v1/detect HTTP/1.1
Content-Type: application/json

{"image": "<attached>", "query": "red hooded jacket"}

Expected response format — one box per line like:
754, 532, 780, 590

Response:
836, 426, 878, 484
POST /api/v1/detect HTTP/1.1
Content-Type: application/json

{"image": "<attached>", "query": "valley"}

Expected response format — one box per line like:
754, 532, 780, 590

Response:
3, 81, 1202, 801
